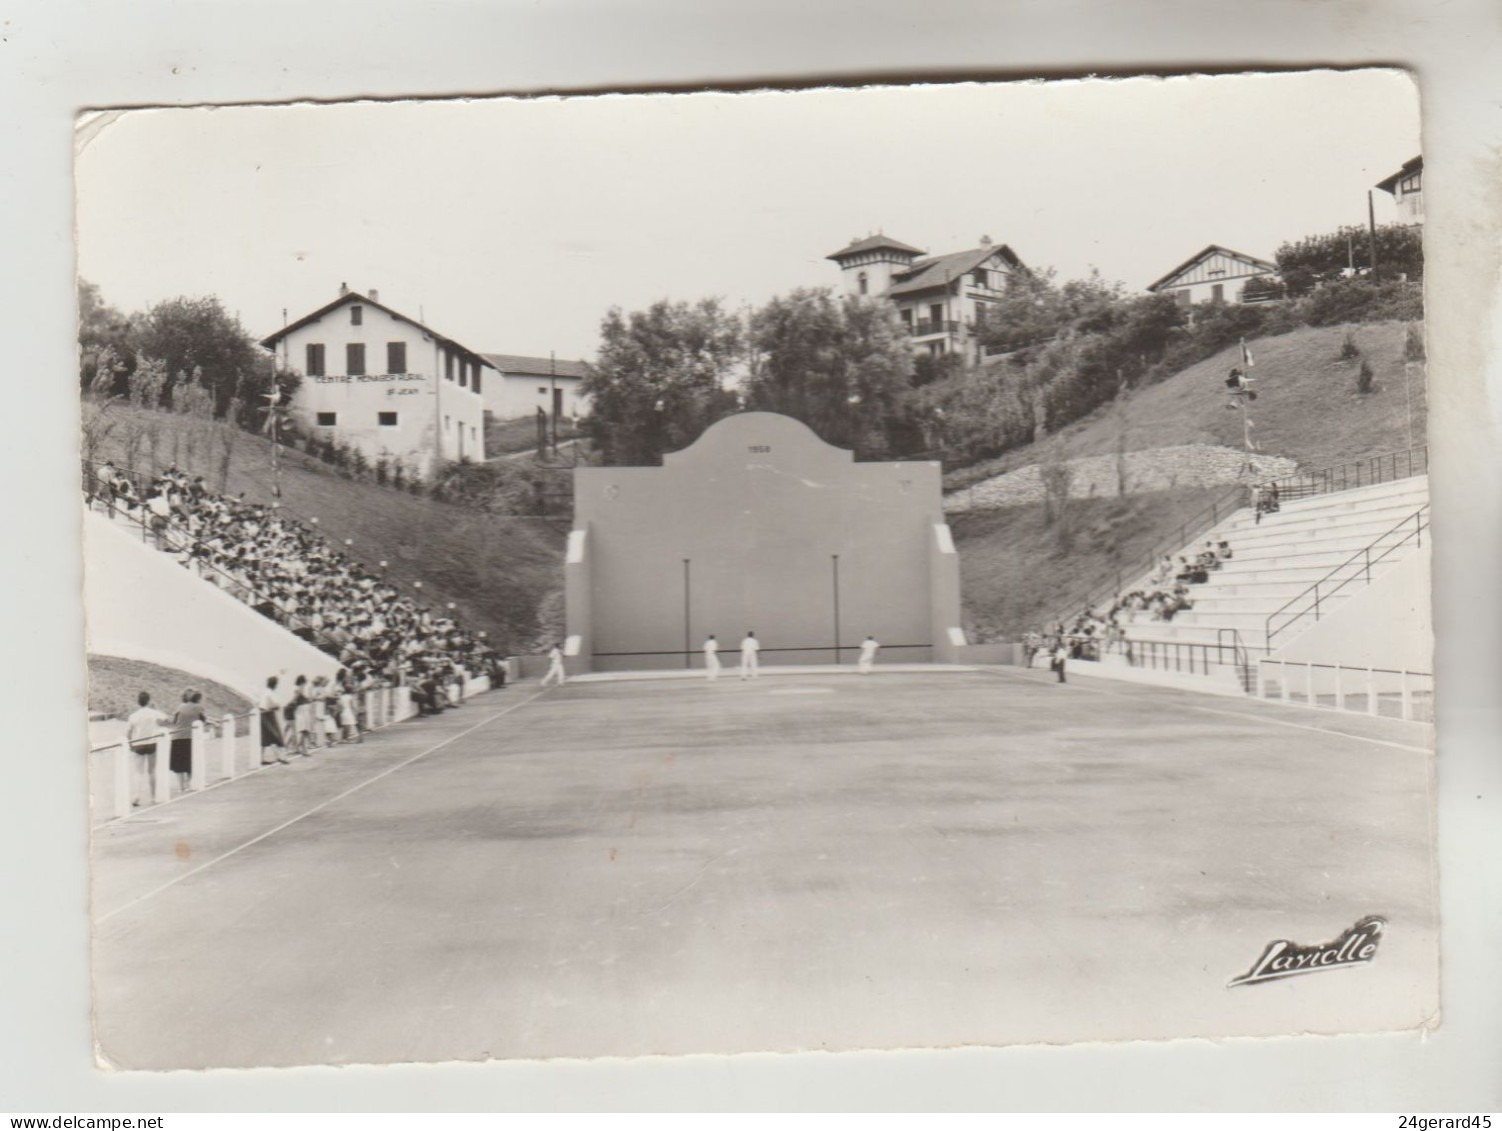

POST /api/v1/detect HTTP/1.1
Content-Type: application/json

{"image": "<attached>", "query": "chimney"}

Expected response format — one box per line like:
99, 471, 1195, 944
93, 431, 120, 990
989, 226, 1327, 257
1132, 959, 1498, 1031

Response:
369, 288, 379, 303
979, 234, 992, 246
338, 282, 349, 296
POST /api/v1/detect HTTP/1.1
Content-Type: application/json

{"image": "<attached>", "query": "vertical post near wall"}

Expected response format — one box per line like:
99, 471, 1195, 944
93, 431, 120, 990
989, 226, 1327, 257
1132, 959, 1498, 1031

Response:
683, 558, 692, 669
190, 721, 207, 792
113, 741, 132, 820
831, 554, 841, 664
152, 735, 170, 805
220, 714, 236, 780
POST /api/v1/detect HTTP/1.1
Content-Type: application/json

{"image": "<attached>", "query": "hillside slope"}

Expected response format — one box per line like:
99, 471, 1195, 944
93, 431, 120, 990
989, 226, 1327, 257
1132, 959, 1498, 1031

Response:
949, 321, 1427, 490
89, 406, 566, 654
951, 320, 1428, 641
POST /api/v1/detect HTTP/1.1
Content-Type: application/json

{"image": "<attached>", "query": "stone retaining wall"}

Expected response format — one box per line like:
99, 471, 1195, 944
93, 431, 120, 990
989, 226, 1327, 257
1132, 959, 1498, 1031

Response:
944, 444, 1299, 513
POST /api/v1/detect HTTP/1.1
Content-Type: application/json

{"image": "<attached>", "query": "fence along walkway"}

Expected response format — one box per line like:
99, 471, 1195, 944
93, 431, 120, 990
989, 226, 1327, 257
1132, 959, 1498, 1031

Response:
92, 672, 492, 824
1254, 658, 1432, 724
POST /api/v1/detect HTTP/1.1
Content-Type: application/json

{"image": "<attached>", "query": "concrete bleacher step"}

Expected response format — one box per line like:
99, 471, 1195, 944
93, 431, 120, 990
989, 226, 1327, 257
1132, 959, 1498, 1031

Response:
1092, 473, 1430, 673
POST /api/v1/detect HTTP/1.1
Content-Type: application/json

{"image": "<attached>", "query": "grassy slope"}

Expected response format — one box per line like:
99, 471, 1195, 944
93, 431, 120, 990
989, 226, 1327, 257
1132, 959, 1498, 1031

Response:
88, 655, 251, 721
483, 413, 581, 457
953, 488, 1225, 641
948, 321, 1427, 490
90, 405, 566, 654
951, 321, 1428, 640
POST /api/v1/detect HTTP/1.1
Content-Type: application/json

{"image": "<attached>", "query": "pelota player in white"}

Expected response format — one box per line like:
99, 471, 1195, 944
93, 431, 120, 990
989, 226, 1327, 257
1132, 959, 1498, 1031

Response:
703, 634, 721, 681
739, 631, 760, 679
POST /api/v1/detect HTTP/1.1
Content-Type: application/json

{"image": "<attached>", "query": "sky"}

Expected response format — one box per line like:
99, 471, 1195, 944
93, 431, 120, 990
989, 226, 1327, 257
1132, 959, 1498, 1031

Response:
75, 71, 1421, 361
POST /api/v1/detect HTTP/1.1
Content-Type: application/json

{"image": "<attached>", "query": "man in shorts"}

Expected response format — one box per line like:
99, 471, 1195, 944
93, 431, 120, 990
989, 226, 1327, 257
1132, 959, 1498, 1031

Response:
126, 691, 170, 806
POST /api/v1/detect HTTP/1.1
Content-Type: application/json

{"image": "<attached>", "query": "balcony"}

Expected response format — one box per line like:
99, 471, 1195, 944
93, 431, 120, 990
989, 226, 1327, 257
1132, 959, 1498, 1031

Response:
907, 319, 961, 338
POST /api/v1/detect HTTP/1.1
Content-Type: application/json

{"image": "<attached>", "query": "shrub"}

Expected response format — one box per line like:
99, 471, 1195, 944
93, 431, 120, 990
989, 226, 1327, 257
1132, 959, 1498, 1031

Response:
1296, 278, 1423, 328
1339, 329, 1361, 360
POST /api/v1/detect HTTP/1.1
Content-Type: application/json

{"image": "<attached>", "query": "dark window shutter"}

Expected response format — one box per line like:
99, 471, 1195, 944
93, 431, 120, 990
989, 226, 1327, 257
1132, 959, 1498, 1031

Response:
387, 342, 406, 373
347, 343, 366, 376
306, 344, 325, 377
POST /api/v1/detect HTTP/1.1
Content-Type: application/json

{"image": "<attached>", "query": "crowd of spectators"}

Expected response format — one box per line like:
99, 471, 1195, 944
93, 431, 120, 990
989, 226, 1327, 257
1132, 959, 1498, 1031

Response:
120, 660, 472, 806
87, 459, 507, 695
1023, 536, 1237, 666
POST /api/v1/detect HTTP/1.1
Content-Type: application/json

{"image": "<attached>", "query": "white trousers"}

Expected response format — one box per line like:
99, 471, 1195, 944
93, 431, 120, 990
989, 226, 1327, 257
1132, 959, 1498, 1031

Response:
705, 653, 721, 680
739, 652, 759, 678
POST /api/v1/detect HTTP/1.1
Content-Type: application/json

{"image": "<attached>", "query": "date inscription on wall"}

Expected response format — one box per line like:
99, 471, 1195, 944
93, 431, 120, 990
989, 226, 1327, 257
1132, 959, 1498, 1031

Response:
747, 445, 772, 454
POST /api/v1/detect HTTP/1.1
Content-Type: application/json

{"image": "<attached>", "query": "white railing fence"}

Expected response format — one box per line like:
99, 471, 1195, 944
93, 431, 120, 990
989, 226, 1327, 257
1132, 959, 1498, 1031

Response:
1255, 659, 1433, 723
92, 668, 493, 822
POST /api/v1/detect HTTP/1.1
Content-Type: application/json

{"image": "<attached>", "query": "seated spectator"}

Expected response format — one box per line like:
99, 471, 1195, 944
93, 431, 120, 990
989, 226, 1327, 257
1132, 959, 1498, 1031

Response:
1254, 482, 1281, 524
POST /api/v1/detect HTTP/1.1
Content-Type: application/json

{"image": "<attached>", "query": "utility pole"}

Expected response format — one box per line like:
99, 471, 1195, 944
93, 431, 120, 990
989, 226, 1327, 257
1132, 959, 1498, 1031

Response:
549, 351, 559, 458
1367, 190, 1380, 279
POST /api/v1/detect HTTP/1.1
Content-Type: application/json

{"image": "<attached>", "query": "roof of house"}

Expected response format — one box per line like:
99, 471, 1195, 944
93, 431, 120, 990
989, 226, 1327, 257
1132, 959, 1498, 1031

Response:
826, 234, 927, 261
1375, 154, 1422, 195
885, 243, 1025, 297
1145, 245, 1278, 293
479, 353, 591, 380
259, 291, 497, 370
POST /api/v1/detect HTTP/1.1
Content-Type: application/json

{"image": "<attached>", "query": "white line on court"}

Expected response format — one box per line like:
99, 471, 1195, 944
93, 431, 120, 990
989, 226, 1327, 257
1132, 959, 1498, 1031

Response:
983, 666, 1432, 754
96, 690, 547, 925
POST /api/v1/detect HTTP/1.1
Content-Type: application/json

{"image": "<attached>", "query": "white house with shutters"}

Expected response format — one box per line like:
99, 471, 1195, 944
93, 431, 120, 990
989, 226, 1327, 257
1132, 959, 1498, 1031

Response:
1145, 245, 1279, 307
826, 234, 1027, 364
260, 286, 494, 478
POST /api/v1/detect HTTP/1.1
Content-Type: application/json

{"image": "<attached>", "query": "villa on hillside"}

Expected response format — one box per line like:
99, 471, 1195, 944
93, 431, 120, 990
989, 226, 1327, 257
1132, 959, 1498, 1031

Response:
479, 352, 591, 423
260, 285, 494, 476
826, 234, 1027, 365
1376, 155, 1423, 225
1145, 245, 1280, 307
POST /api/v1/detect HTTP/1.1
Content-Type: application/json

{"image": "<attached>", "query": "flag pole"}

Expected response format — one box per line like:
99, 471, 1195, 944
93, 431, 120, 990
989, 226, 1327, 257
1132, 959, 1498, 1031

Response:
1238, 336, 1257, 478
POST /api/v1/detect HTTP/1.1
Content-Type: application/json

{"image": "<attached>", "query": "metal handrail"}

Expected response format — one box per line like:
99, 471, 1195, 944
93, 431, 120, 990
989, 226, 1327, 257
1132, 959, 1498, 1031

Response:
1266, 445, 1427, 501
1044, 478, 1251, 631
1123, 635, 1246, 678
82, 459, 488, 671
89, 705, 257, 755
85, 489, 363, 661
1040, 443, 1429, 638
1264, 504, 1429, 646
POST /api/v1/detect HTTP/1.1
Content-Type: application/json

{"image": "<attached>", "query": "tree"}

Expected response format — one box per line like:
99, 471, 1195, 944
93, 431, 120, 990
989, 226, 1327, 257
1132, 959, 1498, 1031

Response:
1274, 223, 1424, 296
744, 288, 915, 457
77, 279, 137, 392
133, 295, 263, 416
976, 266, 1123, 354
581, 298, 744, 466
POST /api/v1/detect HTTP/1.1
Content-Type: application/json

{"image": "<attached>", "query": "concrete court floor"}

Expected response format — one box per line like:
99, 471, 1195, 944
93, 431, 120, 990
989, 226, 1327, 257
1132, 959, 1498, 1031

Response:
91, 666, 1438, 1070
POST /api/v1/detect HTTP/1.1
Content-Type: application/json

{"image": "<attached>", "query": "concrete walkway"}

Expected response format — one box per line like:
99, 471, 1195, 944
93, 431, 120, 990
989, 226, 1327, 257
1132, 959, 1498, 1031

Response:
91, 669, 1436, 1069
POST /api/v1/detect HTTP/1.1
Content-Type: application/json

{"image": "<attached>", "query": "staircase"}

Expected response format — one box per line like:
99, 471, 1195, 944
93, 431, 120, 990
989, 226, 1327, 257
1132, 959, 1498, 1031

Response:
1087, 474, 1430, 693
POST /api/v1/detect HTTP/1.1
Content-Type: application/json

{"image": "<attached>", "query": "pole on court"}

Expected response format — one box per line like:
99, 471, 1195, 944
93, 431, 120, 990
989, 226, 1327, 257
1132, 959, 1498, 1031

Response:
832, 554, 842, 665
682, 558, 692, 669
